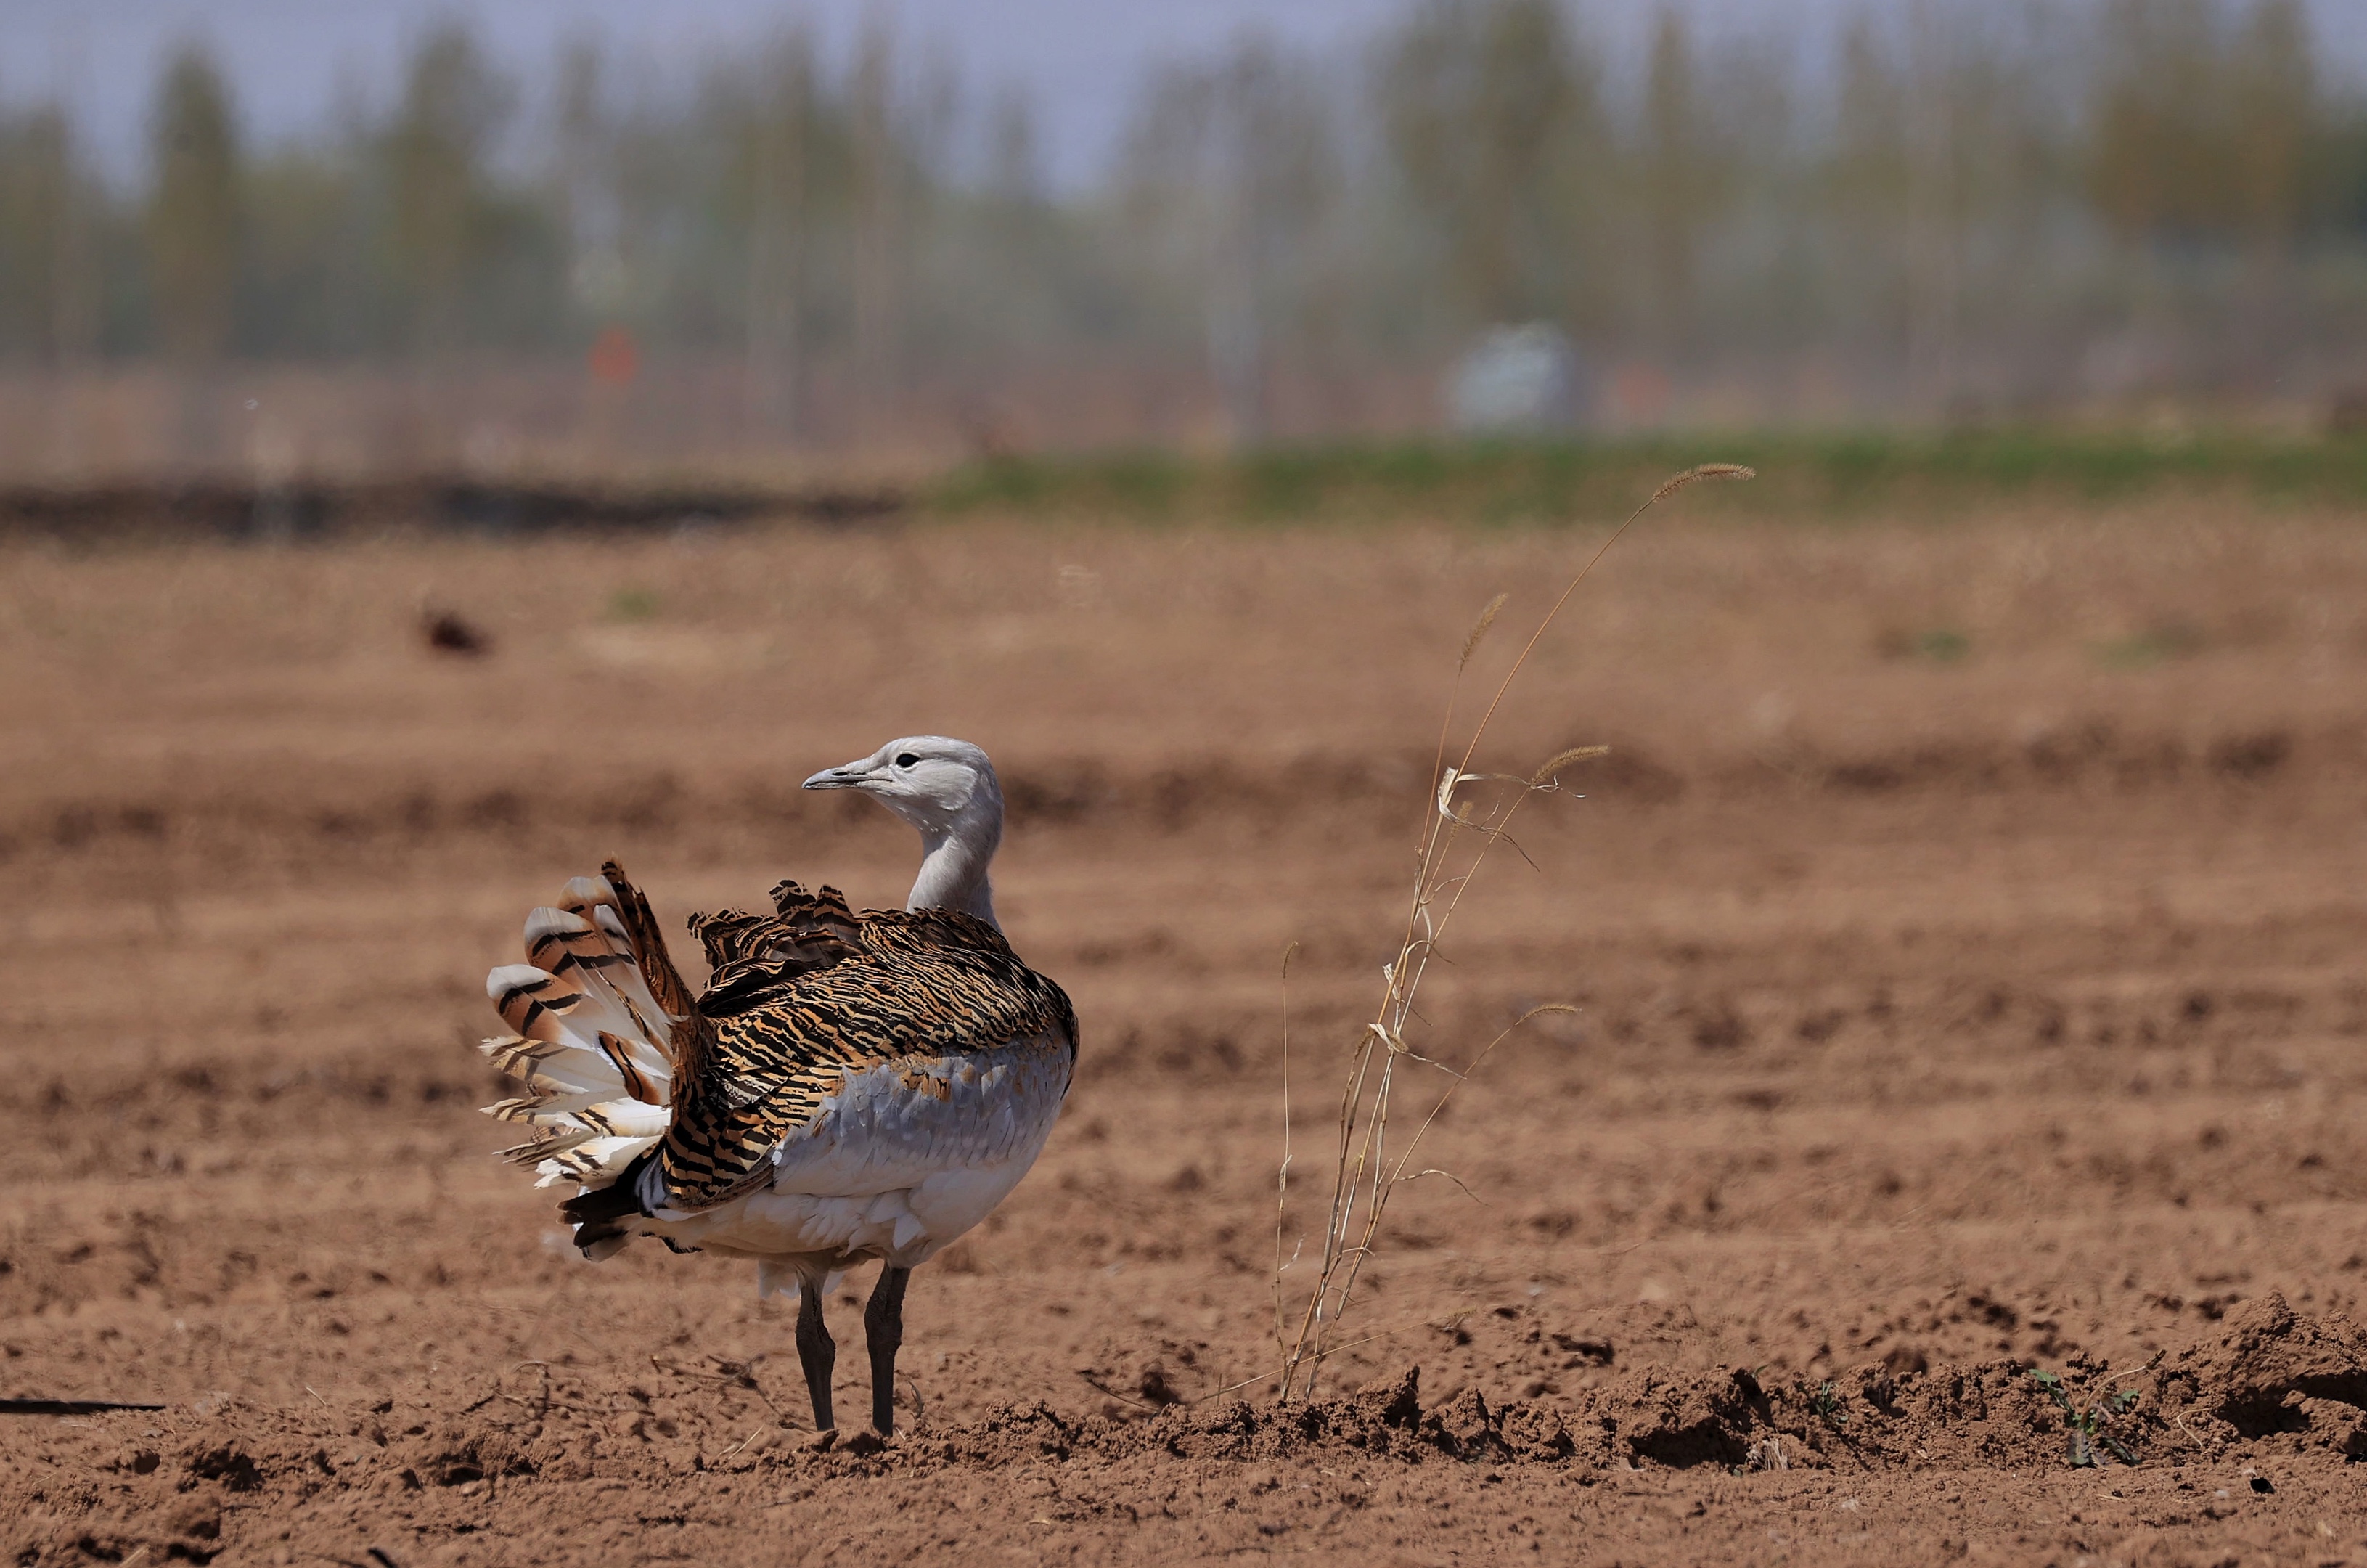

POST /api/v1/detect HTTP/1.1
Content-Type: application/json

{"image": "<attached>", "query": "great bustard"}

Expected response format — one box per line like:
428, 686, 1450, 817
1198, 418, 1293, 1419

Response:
479, 736, 1076, 1435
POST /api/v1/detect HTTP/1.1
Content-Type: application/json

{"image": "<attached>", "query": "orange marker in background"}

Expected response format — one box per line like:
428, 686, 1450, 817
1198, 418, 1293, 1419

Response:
588, 325, 639, 387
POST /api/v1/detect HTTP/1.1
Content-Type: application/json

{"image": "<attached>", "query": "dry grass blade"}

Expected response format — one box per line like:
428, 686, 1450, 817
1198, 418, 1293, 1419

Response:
1272, 941, 1301, 1359
1273, 467, 1747, 1402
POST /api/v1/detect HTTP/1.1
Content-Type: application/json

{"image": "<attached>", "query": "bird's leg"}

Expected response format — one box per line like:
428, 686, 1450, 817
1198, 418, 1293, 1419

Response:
795, 1281, 835, 1431
864, 1265, 911, 1435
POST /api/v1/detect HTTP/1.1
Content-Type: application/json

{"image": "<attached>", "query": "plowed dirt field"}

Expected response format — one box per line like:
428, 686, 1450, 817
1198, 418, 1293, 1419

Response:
4, 501, 2366, 1564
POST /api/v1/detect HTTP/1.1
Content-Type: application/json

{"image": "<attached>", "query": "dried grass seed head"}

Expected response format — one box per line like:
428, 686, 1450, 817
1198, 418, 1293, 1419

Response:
1459, 592, 1509, 669
1648, 462, 1757, 505
1530, 745, 1610, 786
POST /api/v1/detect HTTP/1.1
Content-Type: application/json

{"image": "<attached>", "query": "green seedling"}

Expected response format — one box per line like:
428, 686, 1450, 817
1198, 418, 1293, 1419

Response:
1810, 1380, 1849, 1427
2090, 622, 2203, 670
606, 586, 661, 622
2031, 1368, 2140, 1466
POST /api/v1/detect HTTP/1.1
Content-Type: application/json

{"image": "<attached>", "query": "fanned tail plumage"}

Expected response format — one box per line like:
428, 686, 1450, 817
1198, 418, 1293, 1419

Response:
479, 865, 691, 1257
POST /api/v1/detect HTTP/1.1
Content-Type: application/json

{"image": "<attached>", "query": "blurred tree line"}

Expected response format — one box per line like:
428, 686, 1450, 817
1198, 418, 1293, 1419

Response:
0, 0, 2362, 434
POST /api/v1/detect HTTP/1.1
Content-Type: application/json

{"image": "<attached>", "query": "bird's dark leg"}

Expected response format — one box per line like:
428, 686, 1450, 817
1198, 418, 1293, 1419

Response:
795, 1282, 835, 1431
864, 1265, 911, 1436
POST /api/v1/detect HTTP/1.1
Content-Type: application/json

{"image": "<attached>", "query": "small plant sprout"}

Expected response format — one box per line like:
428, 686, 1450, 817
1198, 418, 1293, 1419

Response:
1272, 463, 1754, 1402
2030, 1368, 2141, 1467
606, 585, 661, 622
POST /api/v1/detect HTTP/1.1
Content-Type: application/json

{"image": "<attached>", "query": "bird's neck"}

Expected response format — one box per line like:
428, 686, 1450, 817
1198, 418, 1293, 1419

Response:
907, 813, 999, 928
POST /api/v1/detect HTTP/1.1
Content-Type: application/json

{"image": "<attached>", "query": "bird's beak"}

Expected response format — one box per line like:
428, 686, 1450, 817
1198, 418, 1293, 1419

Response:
802, 761, 871, 791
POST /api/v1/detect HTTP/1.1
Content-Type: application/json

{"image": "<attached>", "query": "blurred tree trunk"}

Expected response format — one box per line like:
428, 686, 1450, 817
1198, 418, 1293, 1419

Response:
1121, 38, 1341, 450
386, 27, 510, 463
1902, 3, 1961, 419
2227, 0, 2313, 386
745, 40, 811, 442
851, 23, 902, 444
146, 47, 240, 467
1638, 9, 1706, 362
1830, 16, 1910, 394
1378, 0, 1581, 330
2087, 0, 2223, 393
32, 110, 97, 475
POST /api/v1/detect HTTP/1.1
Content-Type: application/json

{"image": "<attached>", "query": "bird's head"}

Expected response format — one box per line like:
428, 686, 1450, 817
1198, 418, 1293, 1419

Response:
802, 735, 1003, 844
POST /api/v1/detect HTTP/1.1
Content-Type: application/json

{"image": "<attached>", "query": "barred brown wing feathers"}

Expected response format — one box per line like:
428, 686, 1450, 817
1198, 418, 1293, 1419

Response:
857, 905, 1018, 957
690, 881, 864, 1016
769, 879, 864, 941
655, 908, 1076, 1212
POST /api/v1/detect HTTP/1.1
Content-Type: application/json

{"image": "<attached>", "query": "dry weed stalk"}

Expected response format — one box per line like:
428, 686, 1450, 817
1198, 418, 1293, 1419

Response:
1273, 463, 1754, 1402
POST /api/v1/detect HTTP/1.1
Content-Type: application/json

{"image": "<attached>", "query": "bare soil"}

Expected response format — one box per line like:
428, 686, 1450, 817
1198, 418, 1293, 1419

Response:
4, 502, 2366, 1564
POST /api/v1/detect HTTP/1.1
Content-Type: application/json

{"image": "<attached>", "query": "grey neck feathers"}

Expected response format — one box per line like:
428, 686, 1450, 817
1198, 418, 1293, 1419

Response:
907, 812, 1001, 928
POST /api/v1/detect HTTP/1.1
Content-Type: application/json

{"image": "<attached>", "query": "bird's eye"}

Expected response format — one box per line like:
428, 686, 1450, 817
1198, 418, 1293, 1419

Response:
895, 753, 920, 769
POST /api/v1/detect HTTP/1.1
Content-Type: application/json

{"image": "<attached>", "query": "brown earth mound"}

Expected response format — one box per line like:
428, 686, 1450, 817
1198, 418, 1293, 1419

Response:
13, 1301, 2366, 1566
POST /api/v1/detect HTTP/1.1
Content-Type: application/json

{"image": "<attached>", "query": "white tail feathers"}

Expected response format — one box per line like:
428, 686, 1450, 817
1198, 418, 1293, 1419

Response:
481, 873, 680, 1193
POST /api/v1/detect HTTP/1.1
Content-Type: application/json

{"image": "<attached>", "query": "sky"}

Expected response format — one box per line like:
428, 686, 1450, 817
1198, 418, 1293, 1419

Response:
4, 0, 2364, 192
